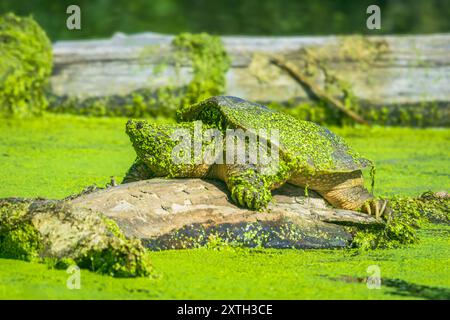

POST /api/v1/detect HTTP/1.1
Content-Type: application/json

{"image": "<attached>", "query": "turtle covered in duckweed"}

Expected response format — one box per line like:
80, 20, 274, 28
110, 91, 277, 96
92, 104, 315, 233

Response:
124, 96, 389, 218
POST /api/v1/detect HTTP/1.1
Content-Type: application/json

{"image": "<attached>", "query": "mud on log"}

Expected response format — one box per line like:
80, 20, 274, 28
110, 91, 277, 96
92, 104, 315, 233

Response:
51, 32, 450, 124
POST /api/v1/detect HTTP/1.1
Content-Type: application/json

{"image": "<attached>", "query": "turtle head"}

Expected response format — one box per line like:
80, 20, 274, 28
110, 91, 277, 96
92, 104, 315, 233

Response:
126, 119, 148, 145
125, 120, 187, 177
125, 119, 169, 158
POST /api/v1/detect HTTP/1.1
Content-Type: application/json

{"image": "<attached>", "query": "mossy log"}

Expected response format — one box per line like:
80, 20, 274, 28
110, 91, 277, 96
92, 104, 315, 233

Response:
0, 198, 152, 277
51, 32, 450, 123
69, 179, 379, 250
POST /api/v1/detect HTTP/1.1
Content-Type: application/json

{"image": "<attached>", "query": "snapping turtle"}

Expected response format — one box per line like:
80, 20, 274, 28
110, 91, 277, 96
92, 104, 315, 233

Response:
125, 96, 388, 217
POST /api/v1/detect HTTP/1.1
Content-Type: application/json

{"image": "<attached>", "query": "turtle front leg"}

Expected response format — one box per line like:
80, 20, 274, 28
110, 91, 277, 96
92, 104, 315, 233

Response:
122, 158, 154, 183
223, 164, 273, 211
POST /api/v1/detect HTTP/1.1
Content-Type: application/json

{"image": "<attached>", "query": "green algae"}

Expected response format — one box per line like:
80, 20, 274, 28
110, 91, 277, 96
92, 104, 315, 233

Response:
173, 32, 230, 106
352, 192, 449, 249
0, 201, 42, 261
0, 114, 174, 199
0, 13, 52, 117
0, 115, 446, 198
0, 115, 448, 250
75, 235, 152, 278
0, 115, 448, 296
268, 100, 449, 127
145, 219, 350, 251
0, 223, 448, 299
333, 126, 450, 197
82, 215, 153, 277
47, 87, 182, 118
418, 191, 450, 223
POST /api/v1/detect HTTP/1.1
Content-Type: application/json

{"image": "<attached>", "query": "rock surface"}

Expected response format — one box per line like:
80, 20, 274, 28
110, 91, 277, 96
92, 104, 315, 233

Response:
70, 179, 379, 249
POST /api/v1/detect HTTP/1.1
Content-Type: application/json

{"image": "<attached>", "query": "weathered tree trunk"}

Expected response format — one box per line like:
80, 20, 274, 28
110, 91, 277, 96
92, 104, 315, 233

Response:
69, 179, 379, 249
51, 32, 450, 111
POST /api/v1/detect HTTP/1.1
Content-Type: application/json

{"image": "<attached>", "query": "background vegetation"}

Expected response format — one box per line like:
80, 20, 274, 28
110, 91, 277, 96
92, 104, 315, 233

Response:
1, 0, 449, 40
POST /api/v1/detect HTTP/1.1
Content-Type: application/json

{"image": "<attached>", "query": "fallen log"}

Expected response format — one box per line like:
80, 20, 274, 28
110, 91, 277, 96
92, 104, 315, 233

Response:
69, 179, 379, 250
0, 197, 152, 277
1, 179, 379, 259
51, 32, 450, 111
1, 180, 446, 276
269, 55, 369, 125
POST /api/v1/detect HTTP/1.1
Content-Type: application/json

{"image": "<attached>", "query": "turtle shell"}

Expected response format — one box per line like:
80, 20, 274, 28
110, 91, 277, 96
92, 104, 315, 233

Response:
179, 96, 372, 173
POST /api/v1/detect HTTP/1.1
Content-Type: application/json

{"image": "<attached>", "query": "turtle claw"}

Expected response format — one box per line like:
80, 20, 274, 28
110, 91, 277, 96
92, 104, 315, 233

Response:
230, 184, 271, 211
363, 199, 391, 220
379, 200, 388, 219
364, 202, 372, 216
374, 200, 380, 219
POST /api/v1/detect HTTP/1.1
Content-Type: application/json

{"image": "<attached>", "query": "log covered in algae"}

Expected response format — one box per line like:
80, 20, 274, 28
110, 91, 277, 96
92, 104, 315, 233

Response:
50, 32, 450, 125
0, 197, 152, 277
